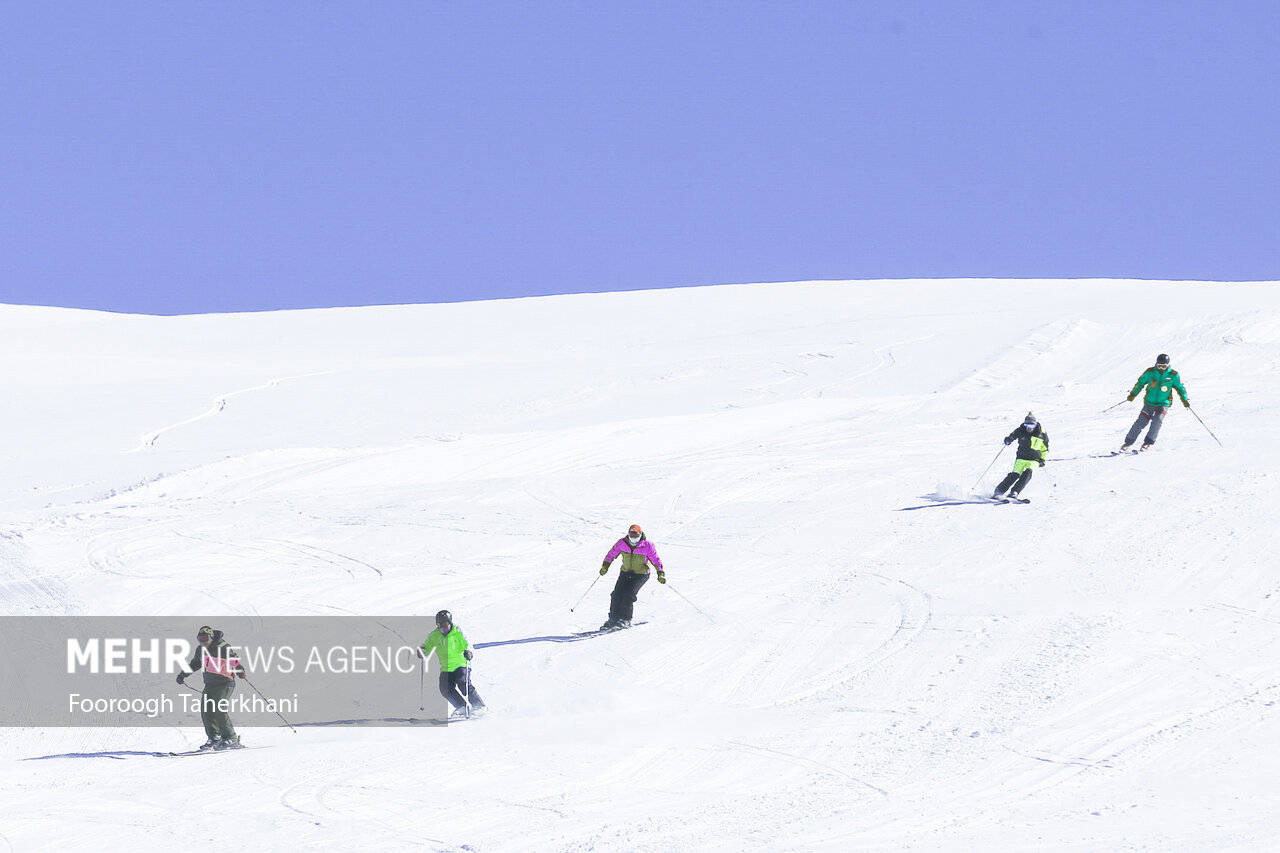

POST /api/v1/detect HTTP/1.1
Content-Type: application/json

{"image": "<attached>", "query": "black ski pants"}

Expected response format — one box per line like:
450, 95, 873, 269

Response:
995, 467, 1034, 497
439, 667, 484, 710
608, 571, 649, 623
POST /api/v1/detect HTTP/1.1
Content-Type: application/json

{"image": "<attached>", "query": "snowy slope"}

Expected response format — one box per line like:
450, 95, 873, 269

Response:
3, 279, 1280, 852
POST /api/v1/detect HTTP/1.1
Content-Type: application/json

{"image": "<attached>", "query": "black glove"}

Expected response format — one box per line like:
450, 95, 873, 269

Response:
236, 670, 246, 679
1003, 438, 1012, 446
1040, 459, 1047, 467
175, 672, 187, 685
463, 649, 473, 661
415, 647, 424, 659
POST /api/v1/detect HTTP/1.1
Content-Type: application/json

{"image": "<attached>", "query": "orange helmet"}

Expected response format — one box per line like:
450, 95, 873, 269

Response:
627, 524, 643, 537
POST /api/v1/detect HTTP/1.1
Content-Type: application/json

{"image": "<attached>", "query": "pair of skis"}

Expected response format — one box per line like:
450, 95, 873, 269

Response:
158, 746, 262, 757
573, 620, 648, 639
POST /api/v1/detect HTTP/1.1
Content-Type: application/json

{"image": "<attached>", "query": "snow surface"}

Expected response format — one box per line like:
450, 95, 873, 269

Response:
2, 279, 1279, 852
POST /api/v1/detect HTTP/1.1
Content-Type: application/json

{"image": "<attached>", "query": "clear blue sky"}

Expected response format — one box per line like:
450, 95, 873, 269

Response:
3, 1, 1278, 315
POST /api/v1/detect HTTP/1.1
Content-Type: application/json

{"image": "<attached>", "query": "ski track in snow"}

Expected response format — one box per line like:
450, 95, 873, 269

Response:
128, 371, 335, 452
3, 281, 1280, 852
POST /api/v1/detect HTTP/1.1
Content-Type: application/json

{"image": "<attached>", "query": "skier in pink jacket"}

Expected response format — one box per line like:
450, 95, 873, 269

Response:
598, 524, 665, 631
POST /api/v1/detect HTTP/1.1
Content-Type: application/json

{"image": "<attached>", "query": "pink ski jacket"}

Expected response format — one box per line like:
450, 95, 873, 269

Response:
603, 537, 664, 575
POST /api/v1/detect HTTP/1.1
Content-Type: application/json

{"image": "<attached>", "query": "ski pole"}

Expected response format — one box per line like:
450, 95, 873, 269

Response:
1187, 405, 1224, 447
418, 652, 426, 711
463, 659, 473, 719
241, 675, 297, 733
570, 574, 602, 612
1101, 399, 1129, 414
970, 444, 1007, 492
664, 582, 714, 623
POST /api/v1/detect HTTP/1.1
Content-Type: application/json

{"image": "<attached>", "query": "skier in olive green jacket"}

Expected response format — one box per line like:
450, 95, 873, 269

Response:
419, 610, 485, 717
1121, 353, 1189, 451
175, 625, 246, 750
598, 524, 665, 631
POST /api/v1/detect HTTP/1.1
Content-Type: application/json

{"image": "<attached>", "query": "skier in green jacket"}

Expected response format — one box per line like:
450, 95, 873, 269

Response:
419, 610, 485, 717
1121, 353, 1190, 451
993, 412, 1048, 501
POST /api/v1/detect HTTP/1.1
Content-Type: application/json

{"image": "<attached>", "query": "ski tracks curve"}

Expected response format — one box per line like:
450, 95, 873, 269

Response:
128, 371, 335, 452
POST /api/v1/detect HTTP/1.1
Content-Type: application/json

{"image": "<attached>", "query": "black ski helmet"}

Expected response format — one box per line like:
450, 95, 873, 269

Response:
1156, 353, 1170, 366
435, 610, 452, 627
1023, 411, 1037, 428
197, 625, 214, 640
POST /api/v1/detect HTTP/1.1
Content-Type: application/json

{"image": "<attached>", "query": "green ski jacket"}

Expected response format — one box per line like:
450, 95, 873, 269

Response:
1130, 367, 1189, 407
421, 625, 472, 672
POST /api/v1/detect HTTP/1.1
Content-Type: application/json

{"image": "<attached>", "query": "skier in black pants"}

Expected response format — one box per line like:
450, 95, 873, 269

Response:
419, 610, 485, 718
993, 413, 1049, 501
598, 524, 665, 630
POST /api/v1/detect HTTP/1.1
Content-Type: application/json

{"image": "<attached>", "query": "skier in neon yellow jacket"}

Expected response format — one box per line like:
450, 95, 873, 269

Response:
993, 413, 1048, 500
419, 610, 485, 716
1121, 353, 1189, 451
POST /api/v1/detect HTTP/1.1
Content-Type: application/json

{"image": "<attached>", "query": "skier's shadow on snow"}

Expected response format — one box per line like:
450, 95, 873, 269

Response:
1050, 453, 1116, 461
898, 493, 995, 511
25, 750, 161, 760
475, 633, 596, 648
296, 717, 446, 727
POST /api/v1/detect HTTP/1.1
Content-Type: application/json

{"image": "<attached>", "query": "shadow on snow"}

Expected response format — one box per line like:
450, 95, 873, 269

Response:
24, 750, 161, 760
475, 632, 607, 648
898, 492, 997, 511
